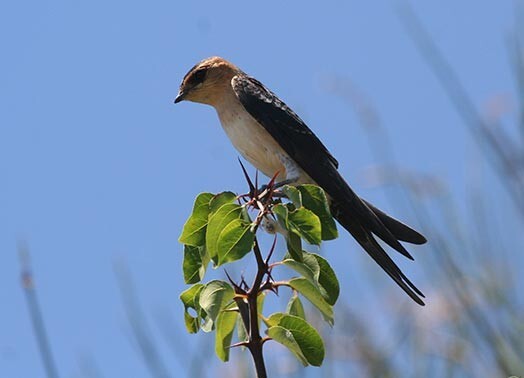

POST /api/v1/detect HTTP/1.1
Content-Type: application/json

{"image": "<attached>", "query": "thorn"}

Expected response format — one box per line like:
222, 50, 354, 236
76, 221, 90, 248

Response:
256, 188, 269, 202
238, 158, 255, 196
236, 194, 252, 205
224, 269, 235, 285
226, 341, 250, 349
240, 275, 250, 291
225, 269, 246, 294
261, 170, 282, 203
265, 235, 278, 265
261, 273, 278, 295
268, 170, 281, 189
256, 200, 265, 211
261, 337, 272, 345
266, 267, 275, 286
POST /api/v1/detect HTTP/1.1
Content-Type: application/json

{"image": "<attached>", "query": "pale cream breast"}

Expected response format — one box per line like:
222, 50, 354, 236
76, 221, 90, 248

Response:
212, 83, 316, 185
217, 105, 287, 180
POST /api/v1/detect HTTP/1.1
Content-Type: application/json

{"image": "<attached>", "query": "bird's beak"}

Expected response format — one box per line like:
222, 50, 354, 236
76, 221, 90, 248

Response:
174, 90, 186, 104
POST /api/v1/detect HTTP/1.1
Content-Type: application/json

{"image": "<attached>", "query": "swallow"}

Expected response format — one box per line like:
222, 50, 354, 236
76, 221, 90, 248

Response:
175, 56, 427, 305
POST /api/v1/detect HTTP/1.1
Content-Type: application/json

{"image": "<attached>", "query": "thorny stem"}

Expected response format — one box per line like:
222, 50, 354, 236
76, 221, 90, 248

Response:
235, 163, 282, 378
232, 164, 286, 378
244, 237, 269, 378
242, 233, 284, 378
259, 280, 290, 293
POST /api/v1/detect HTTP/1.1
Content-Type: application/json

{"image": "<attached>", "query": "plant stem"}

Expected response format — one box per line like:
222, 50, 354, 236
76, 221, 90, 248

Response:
236, 181, 276, 378
245, 237, 267, 378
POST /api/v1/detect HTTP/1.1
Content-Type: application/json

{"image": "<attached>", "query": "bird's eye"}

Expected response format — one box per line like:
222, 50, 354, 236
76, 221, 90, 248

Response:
191, 69, 207, 84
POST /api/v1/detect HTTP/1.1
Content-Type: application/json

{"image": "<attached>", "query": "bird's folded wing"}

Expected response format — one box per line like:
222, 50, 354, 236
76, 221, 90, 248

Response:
231, 75, 414, 257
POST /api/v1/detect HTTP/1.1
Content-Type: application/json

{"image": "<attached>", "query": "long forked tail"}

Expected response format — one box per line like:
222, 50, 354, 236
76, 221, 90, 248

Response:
331, 200, 426, 306
362, 199, 427, 245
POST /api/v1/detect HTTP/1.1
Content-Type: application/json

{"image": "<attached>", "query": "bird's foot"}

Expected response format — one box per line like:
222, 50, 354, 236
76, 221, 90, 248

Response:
257, 178, 295, 193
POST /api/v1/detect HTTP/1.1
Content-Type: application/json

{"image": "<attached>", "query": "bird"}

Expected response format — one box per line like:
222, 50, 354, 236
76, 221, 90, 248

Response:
174, 56, 427, 305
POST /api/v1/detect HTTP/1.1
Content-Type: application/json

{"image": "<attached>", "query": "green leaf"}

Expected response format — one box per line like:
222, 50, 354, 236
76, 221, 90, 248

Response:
273, 204, 303, 261
266, 313, 325, 366
257, 292, 266, 329
269, 326, 309, 365
286, 294, 306, 320
282, 253, 320, 283
282, 185, 302, 208
257, 292, 266, 309
215, 304, 238, 362
273, 203, 289, 228
209, 191, 237, 212
288, 207, 322, 245
283, 252, 339, 306
216, 219, 255, 266
298, 185, 338, 240
180, 284, 204, 333
266, 312, 286, 327
237, 313, 248, 346
179, 193, 214, 247
286, 231, 303, 261
199, 280, 234, 332
312, 254, 340, 306
182, 245, 209, 284
206, 203, 243, 264
289, 277, 334, 326
268, 327, 309, 366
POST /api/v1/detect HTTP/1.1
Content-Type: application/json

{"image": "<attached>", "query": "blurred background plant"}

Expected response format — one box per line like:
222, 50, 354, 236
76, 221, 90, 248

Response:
12, 3, 524, 378
316, 5, 524, 376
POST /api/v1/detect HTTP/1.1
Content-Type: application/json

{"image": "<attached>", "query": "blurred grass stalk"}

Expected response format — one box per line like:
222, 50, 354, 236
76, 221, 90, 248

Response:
114, 261, 172, 378
397, 3, 524, 216
317, 5, 524, 376
114, 261, 218, 378
19, 244, 60, 378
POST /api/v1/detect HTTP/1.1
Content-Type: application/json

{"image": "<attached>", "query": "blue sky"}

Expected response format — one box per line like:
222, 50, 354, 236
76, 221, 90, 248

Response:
0, 1, 518, 377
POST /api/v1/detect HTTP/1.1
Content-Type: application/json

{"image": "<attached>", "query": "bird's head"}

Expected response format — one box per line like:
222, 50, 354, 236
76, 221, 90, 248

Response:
174, 56, 240, 106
